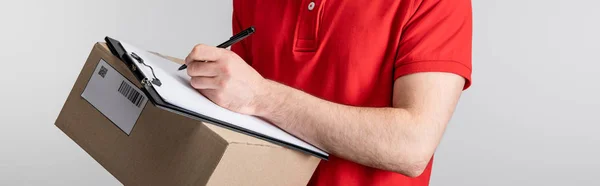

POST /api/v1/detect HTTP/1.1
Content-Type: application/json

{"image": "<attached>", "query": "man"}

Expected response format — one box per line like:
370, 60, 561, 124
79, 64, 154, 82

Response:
184, 0, 472, 185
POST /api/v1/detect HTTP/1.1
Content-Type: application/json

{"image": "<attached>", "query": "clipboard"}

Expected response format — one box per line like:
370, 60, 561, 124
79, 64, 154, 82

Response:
104, 36, 329, 160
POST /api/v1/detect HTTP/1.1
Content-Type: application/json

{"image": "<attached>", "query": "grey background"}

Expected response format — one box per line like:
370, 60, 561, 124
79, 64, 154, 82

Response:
0, 0, 597, 185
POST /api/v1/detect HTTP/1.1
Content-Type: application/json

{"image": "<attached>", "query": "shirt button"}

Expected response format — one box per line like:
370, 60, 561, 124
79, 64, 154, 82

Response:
308, 2, 315, 11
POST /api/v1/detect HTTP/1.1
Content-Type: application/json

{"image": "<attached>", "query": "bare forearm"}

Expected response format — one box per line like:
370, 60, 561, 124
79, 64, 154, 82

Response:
254, 80, 443, 177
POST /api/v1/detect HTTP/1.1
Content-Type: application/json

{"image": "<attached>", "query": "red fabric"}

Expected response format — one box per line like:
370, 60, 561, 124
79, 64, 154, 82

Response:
231, 0, 472, 185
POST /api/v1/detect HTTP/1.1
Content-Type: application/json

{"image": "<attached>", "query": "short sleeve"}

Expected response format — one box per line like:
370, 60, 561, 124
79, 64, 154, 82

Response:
395, 0, 473, 89
231, 0, 252, 65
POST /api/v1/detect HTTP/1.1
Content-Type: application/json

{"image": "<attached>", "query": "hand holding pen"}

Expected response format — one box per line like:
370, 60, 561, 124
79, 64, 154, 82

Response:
178, 26, 255, 70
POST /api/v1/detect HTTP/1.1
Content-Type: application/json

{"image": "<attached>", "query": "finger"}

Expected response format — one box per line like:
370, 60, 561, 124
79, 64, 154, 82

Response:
185, 44, 225, 64
190, 76, 220, 89
187, 61, 220, 77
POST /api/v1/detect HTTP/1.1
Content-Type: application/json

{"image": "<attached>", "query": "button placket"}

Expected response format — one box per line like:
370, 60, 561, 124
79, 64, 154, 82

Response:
294, 0, 324, 52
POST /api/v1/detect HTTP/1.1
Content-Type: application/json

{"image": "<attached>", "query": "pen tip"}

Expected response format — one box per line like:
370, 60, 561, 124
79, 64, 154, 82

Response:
178, 65, 186, 71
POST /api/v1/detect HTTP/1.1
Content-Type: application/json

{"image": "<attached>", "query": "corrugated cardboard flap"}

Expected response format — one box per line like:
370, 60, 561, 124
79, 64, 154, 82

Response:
204, 124, 281, 148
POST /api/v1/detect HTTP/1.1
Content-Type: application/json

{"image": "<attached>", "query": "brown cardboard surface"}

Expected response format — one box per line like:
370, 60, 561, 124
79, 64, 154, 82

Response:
208, 143, 320, 186
55, 43, 320, 186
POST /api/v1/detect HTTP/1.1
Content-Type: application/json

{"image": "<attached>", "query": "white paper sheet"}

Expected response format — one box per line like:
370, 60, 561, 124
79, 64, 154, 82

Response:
118, 41, 328, 157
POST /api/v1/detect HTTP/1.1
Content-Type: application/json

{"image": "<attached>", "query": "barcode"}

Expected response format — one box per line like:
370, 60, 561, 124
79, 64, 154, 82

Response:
117, 81, 145, 108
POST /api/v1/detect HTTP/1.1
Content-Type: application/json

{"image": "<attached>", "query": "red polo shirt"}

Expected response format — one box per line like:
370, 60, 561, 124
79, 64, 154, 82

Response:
231, 0, 472, 185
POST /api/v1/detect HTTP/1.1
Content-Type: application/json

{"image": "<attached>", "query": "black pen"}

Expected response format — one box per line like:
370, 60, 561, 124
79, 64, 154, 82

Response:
178, 26, 255, 71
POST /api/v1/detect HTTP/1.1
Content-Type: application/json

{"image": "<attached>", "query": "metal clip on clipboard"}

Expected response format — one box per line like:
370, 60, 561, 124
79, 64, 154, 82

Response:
105, 37, 161, 88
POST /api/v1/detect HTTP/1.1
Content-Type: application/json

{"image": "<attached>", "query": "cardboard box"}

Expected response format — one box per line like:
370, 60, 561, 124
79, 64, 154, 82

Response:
55, 43, 320, 186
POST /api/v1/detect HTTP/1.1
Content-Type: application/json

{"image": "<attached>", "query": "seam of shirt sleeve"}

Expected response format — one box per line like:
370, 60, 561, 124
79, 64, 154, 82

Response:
396, 59, 472, 71
394, 60, 473, 90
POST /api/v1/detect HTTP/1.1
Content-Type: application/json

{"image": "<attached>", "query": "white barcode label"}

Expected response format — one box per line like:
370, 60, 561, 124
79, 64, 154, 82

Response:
81, 59, 147, 135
